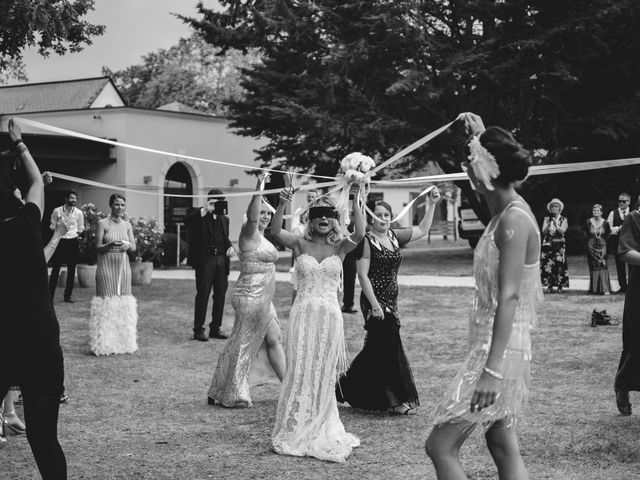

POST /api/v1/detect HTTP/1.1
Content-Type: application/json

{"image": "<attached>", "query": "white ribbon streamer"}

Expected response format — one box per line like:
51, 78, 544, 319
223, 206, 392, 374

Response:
14, 117, 335, 180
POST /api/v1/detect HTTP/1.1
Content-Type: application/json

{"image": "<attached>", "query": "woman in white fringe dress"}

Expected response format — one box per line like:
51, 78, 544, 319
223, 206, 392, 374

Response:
89, 194, 138, 356
270, 185, 365, 463
426, 113, 543, 480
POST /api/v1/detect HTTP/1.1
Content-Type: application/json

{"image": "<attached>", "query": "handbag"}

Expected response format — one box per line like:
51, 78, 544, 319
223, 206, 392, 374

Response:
590, 308, 618, 327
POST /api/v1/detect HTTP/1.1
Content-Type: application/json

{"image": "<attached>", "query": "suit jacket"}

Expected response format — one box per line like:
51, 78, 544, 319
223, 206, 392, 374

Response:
185, 208, 232, 273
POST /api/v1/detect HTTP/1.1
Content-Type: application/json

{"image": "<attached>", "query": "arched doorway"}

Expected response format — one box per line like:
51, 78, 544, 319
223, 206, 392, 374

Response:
164, 162, 193, 249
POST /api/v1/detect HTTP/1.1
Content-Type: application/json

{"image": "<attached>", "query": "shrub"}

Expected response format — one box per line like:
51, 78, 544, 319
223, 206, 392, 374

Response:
78, 203, 107, 265
129, 216, 165, 266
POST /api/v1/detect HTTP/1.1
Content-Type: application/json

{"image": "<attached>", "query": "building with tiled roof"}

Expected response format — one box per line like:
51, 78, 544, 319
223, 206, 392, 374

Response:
0, 77, 125, 114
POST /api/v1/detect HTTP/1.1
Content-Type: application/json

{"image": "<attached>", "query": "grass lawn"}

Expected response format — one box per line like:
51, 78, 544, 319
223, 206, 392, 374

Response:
4, 278, 638, 479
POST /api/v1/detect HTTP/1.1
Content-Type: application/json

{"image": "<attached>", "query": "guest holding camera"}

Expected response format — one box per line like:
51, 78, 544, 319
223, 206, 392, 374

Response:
186, 189, 235, 341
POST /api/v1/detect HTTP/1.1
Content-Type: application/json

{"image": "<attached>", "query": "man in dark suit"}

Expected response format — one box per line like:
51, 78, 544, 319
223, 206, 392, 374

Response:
607, 192, 631, 293
185, 189, 234, 341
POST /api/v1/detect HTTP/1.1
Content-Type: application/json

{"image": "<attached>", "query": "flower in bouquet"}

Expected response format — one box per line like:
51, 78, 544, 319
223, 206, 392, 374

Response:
339, 152, 376, 184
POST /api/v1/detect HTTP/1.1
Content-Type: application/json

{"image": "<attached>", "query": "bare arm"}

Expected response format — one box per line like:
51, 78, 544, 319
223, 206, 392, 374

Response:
271, 189, 300, 252
407, 187, 441, 243
126, 222, 136, 252
341, 184, 366, 254
471, 210, 530, 412
556, 216, 568, 235
8, 118, 44, 217
239, 174, 268, 249
541, 216, 550, 234
43, 219, 69, 262
356, 242, 383, 318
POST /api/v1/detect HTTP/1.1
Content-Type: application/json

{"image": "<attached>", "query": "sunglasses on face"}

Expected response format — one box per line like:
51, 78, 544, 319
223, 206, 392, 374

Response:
619, 199, 629, 203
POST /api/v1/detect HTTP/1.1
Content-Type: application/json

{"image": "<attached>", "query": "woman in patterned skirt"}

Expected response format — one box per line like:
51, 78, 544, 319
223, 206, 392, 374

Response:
89, 194, 138, 356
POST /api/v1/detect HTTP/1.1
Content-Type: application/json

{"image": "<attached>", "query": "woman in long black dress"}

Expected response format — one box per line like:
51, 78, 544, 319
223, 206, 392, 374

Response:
585, 203, 612, 295
336, 190, 440, 415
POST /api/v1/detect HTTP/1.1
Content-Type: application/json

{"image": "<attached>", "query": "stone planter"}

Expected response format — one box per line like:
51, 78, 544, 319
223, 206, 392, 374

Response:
77, 264, 97, 289
130, 261, 153, 286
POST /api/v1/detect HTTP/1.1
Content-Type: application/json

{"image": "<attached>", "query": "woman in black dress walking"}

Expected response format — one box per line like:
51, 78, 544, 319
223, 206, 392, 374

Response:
336, 189, 440, 414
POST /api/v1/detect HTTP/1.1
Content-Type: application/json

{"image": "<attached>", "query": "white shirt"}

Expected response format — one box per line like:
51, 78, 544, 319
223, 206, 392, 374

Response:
606, 208, 629, 236
50, 205, 84, 239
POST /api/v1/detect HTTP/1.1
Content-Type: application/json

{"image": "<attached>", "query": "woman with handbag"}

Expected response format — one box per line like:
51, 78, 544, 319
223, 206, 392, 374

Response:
336, 190, 440, 415
541, 198, 569, 293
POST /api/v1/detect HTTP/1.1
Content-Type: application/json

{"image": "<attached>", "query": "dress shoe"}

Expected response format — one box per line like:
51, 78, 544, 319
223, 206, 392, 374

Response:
2, 412, 26, 435
60, 393, 69, 404
193, 330, 209, 342
209, 329, 228, 340
341, 306, 358, 314
616, 288, 627, 294
63, 298, 74, 303
616, 389, 632, 415
207, 397, 216, 405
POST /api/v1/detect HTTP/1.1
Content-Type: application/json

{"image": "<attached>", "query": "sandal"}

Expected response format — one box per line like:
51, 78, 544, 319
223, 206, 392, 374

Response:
388, 403, 416, 416
616, 389, 632, 416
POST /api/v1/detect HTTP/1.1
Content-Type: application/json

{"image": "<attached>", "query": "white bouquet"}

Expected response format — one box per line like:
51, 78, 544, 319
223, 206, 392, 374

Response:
339, 152, 376, 183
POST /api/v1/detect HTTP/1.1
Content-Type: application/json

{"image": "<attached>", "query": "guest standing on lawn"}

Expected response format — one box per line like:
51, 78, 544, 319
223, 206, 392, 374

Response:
541, 198, 569, 293
271, 186, 364, 463
89, 194, 138, 356
613, 194, 640, 416
0, 118, 67, 478
336, 188, 441, 415
607, 192, 631, 293
426, 113, 542, 480
47, 189, 84, 303
585, 203, 612, 295
207, 173, 285, 407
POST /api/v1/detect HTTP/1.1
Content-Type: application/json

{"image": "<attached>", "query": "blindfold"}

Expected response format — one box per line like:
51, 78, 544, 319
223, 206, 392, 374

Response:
309, 206, 339, 220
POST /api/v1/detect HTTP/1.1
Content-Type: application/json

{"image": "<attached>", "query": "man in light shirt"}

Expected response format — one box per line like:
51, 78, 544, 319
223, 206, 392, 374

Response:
607, 192, 631, 293
48, 189, 84, 302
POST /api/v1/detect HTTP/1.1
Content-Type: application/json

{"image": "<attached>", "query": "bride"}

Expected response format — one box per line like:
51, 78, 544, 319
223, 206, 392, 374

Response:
270, 185, 365, 463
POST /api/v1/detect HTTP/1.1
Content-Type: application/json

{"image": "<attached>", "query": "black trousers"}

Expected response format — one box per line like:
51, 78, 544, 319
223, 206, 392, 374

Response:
342, 250, 357, 309
615, 255, 628, 290
193, 255, 228, 332
1, 347, 66, 479
48, 238, 79, 300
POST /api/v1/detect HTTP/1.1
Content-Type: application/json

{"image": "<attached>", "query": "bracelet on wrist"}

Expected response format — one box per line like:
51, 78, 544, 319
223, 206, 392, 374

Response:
13, 138, 24, 148
483, 366, 504, 380
15, 144, 28, 155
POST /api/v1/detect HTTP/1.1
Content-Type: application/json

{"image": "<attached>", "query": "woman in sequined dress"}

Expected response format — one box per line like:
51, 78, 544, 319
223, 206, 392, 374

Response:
336, 189, 440, 415
426, 113, 542, 479
208, 174, 285, 407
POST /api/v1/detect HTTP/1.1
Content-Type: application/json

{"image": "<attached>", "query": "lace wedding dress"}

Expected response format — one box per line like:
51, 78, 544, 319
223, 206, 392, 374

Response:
272, 253, 360, 463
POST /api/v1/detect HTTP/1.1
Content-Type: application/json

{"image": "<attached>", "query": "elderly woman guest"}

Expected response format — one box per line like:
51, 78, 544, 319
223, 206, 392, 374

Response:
336, 189, 441, 416
207, 173, 286, 407
426, 113, 542, 479
89, 194, 138, 356
541, 198, 569, 293
585, 204, 612, 295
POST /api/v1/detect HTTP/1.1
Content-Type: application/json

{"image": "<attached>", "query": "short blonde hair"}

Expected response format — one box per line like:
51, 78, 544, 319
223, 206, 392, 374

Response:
303, 197, 344, 246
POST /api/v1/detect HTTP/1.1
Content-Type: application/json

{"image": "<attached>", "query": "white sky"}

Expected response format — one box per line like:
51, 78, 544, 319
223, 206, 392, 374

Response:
20, 0, 221, 84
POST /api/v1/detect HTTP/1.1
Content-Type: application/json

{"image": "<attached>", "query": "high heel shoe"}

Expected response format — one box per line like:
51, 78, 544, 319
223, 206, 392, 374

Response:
3, 411, 26, 434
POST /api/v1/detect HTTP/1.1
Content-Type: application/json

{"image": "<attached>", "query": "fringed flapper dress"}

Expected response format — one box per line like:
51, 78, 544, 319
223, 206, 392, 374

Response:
433, 202, 543, 431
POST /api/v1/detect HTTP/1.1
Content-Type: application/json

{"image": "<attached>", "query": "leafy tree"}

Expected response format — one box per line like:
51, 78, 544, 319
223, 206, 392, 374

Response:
104, 34, 260, 115
184, 1, 640, 224
0, 57, 28, 85
0, 0, 104, 70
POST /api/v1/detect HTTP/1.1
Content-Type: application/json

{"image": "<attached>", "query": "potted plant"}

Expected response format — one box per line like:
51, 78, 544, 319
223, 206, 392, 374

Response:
128, 216, 164, 285
77, 203, 107, 288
